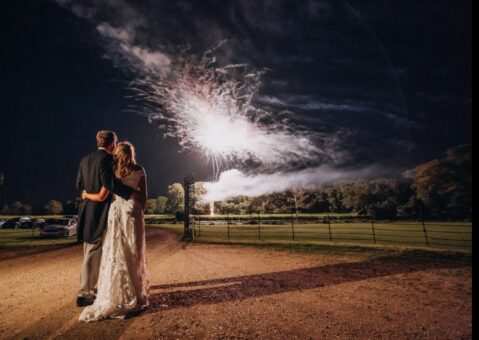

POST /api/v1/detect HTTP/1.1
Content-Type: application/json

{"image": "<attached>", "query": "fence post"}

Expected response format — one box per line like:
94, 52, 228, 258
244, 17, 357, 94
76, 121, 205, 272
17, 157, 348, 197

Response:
227, 212, 230, 240
258, 212, 261, 240
327, 213, 332, 241
198, 215, 201, 237
183, 176, 193, 239
291, 209, 295, 240
31, 223, 35, 241
371, 215, 376, 244
192, 215, 195, 238
421, 210, 429, 246
196, 215, 199, 238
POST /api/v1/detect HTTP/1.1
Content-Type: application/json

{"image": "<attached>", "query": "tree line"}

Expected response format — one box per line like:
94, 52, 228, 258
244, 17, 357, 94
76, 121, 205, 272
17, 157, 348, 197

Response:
1, 199, 77, 216
164, 144, 471, 220
1, 145, 470, 220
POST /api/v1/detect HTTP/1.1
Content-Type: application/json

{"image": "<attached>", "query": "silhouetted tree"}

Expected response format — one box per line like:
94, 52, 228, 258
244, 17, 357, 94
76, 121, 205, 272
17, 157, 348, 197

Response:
156, 196, 168, 214
45, 200, 63, 215
190, 182, 209, 214
1, 204, 12, 215
325, 187, 345, 213
287, 188, 309, 215
404, 144, 471, 218
166, 183, 184, 213
12, 201, 25, 215
145, 199, 158, 214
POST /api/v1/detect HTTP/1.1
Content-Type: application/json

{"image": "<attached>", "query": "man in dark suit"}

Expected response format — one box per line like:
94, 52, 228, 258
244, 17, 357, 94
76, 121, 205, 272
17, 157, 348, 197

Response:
75, 130, 136, 307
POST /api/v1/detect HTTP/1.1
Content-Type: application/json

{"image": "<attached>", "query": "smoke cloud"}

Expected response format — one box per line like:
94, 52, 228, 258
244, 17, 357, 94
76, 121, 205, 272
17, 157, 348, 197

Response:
202, 166, 387, 202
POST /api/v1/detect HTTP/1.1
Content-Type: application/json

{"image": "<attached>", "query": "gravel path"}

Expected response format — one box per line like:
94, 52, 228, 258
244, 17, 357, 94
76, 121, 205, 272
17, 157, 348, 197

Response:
0, 227, 471, 339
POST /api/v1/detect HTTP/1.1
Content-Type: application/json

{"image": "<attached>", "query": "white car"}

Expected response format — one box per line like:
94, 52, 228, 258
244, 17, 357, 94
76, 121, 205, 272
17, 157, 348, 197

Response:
40, 218, 77, 238
34, 218, 46, 228
18, 216, 34, 228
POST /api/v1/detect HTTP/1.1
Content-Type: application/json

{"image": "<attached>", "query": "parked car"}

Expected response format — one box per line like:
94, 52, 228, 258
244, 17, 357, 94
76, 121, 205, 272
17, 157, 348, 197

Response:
34, 218, 47, 229
0, 217, 20, 229
40, 218, 78, 238
18, 216, 34, 228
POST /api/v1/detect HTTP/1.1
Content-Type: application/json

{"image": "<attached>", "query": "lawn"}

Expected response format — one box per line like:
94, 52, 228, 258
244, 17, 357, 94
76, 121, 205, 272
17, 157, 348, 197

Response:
0, 228, 76, 247
150, 220, 472, 252
0, 215, 472, 254
0, 228, 78, 260
187, 212, 358, 219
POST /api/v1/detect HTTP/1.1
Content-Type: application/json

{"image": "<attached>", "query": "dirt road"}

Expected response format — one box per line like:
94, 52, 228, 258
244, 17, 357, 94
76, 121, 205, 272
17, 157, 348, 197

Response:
0, 227, 471, 339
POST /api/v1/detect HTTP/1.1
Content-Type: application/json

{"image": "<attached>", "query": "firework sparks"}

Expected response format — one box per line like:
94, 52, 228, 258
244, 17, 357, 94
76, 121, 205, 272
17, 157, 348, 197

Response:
130, 45, 321, 179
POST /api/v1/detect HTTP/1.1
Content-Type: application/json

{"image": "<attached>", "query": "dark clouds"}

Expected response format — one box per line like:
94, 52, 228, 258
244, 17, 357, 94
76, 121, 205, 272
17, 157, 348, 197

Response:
0, 0, 471, 205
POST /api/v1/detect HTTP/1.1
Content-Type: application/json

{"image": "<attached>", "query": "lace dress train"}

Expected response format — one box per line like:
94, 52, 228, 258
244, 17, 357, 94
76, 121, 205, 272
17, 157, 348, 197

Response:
79, 170, 149, 322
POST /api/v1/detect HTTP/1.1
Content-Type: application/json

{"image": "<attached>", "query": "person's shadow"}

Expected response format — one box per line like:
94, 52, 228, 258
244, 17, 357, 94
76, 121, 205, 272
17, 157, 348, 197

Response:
148, 250, 470, 312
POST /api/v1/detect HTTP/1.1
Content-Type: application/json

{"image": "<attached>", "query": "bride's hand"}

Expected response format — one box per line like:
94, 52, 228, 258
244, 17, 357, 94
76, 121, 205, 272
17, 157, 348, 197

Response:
81, 190, 88, 200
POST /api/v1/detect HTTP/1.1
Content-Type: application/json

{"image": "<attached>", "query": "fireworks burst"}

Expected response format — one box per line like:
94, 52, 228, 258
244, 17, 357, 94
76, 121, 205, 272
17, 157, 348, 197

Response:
54, 1, 401, 204
129, 42, 320, 179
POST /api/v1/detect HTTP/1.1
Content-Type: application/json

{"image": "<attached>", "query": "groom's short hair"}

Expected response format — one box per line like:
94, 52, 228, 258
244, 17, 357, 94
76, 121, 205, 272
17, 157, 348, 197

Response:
96, 130, 117, 148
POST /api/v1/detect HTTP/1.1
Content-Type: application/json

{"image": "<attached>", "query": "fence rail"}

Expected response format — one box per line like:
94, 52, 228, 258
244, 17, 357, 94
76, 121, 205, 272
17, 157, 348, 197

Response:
187, 214, 472, 250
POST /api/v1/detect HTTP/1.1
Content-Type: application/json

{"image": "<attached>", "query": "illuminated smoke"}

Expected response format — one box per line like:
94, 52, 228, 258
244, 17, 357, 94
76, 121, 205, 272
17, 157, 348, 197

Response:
202, 166, 383, 202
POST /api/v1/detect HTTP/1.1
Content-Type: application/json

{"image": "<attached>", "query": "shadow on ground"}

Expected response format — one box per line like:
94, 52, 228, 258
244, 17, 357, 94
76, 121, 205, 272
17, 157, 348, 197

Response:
149, 251, 470, 312
0, 242, 80, 261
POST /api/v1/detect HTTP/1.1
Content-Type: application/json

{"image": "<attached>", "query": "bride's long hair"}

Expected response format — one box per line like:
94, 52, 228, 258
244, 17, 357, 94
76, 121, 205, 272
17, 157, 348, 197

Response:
113, 141, 137, 178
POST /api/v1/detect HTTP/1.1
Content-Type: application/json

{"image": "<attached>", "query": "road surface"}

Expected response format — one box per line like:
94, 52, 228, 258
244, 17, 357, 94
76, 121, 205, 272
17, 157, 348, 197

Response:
0, 227, 471, 339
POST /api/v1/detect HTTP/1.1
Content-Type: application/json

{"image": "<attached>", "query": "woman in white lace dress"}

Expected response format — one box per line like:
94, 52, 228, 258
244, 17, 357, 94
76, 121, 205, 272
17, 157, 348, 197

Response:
79, 141, 149, 322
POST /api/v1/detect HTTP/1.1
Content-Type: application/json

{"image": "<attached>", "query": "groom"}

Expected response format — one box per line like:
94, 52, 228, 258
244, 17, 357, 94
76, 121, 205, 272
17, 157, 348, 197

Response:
75, 130, 137, 307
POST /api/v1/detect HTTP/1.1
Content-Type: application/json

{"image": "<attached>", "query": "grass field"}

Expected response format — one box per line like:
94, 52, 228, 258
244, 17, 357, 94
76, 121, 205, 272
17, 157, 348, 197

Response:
150, 220, 472, 251
0, 228, 76, 249
0, 227, 78, 260
0, 215, 472, 253
0, 215, 66, 220
186, 212, 358, 219
0, 215, 78, 252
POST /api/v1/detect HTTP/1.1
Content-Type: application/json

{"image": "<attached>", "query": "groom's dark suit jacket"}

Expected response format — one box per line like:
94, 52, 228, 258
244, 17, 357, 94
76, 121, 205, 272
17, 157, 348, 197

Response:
76, 149, 133, 243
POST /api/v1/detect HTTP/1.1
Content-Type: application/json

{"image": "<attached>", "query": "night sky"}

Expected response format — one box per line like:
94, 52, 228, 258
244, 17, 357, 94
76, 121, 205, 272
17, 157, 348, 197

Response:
0, 0, 471, 206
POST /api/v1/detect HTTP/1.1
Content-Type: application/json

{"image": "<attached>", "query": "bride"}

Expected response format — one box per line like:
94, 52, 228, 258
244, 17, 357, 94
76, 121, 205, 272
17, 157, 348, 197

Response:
79, 141, 149, 322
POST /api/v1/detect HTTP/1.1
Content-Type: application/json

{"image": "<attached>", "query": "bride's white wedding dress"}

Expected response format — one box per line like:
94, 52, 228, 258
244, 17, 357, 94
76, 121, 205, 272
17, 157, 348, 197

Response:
79, 169, 149, 322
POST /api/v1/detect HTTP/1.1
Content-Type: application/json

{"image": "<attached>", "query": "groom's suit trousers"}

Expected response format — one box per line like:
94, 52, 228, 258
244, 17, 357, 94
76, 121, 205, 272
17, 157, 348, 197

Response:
78, 236, 102, 297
